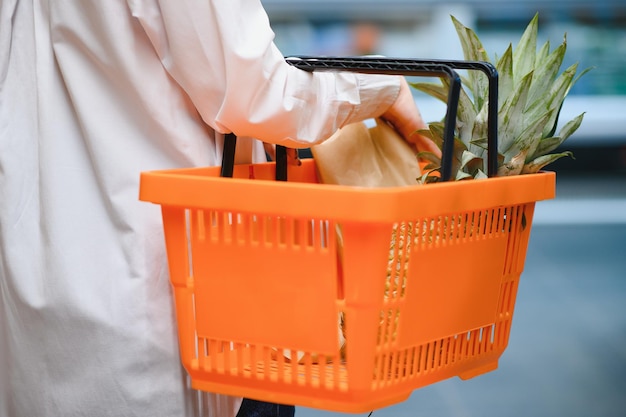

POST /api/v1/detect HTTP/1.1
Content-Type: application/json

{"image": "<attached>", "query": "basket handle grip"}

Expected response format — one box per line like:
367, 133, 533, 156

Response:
221, 56, 498, 181
287, 56, 499, 180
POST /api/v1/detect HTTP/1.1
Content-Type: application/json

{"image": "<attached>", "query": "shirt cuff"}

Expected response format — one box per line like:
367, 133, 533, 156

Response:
342, 74, 402, 126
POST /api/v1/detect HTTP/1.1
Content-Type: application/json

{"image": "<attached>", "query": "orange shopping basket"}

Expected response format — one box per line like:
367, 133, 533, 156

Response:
139, 58, 556, 413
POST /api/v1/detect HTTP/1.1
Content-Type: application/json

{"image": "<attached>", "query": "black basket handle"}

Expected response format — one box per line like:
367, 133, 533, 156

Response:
288, 56, 499, 179
220, 132, 237, 178
221, 56, 498, 181
220, 135, 289, 181
219, 135, 289, 181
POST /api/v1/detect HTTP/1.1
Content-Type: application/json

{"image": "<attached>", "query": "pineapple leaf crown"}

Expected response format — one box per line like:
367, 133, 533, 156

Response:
411, 13, 592, 181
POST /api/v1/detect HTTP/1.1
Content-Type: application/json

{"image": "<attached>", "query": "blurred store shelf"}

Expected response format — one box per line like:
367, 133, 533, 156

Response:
263, 0, 626, 22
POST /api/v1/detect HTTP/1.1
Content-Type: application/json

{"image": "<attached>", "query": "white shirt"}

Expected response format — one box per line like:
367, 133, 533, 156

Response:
0, 1, 400, 416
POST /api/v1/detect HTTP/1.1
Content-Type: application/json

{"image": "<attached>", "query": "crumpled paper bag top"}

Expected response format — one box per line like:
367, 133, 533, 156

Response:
311, 118, 421, 187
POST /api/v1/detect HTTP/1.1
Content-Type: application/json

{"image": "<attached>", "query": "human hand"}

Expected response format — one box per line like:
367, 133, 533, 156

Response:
380, 78, 442, 158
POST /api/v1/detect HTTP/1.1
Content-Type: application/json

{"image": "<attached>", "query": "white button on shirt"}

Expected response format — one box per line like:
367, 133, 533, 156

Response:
0, 1, 400, 416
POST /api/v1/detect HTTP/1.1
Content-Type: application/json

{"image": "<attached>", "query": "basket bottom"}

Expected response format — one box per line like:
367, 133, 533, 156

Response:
190, 378, 411, 414
184, 336, 503, 412
458, 360, 498, 380
186, 358, 500, 413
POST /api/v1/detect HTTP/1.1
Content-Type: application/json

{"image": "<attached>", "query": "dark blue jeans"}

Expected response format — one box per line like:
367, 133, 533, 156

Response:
235, 399, 295, 417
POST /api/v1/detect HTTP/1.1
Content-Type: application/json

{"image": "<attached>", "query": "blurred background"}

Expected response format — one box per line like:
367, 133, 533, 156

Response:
262, 1, 626, 416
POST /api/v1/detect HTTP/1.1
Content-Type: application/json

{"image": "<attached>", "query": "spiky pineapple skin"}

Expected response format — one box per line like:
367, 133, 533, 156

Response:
411, 13, 589, 180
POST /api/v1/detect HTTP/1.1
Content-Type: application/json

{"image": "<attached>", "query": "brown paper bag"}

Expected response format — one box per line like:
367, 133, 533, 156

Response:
311, 118, 421, 187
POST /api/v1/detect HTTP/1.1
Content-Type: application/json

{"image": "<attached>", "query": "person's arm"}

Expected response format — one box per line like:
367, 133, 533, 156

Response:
127, 0, 402, 147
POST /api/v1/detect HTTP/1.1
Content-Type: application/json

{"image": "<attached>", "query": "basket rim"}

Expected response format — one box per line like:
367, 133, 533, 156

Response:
139, 159, 556, 222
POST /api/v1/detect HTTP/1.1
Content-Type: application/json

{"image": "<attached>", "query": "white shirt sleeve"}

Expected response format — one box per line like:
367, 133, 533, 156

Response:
127, 0, 401, 147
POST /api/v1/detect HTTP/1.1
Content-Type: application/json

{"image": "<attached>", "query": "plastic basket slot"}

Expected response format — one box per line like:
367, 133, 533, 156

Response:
203, 210, 333, 251
193, 343, 350, 391
371, 320, 502, 389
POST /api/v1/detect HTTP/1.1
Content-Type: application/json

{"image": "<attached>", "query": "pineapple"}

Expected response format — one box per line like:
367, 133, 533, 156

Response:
412, 13, 592, 181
